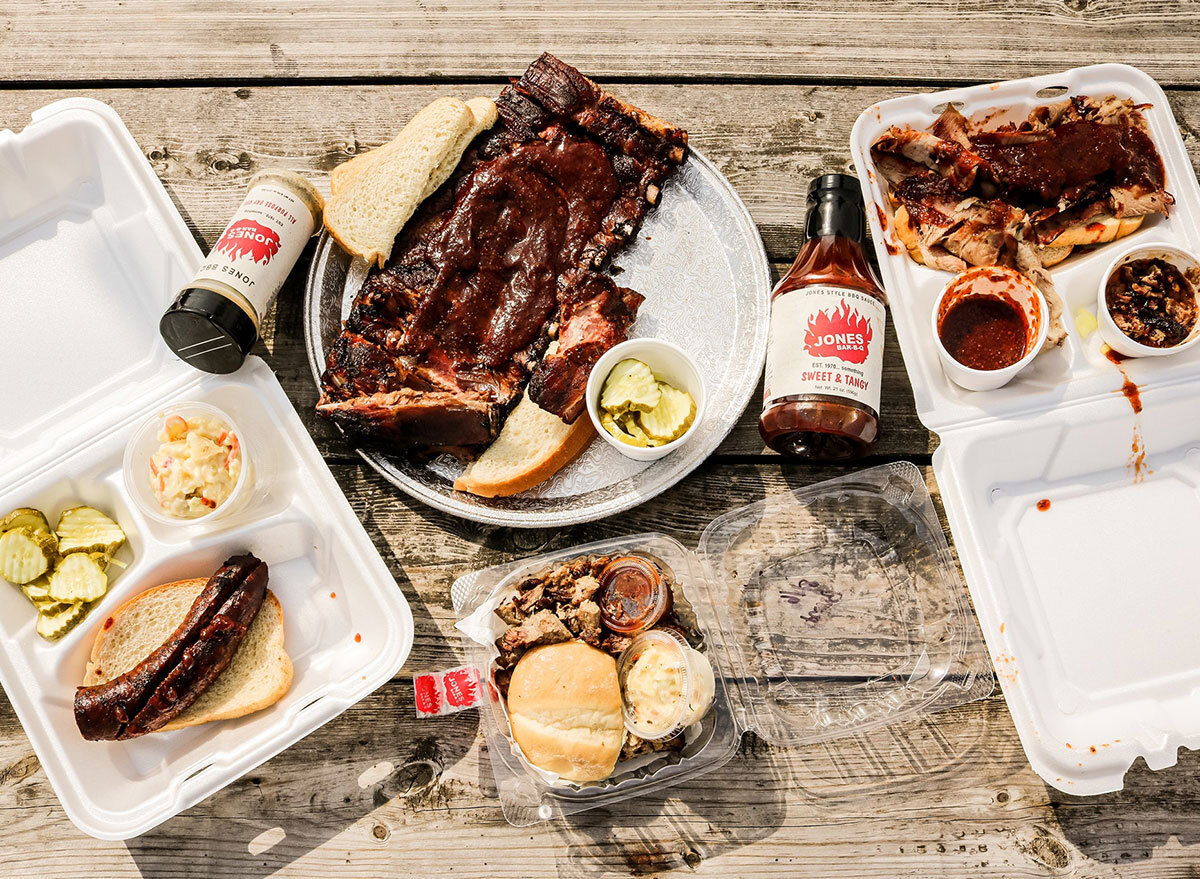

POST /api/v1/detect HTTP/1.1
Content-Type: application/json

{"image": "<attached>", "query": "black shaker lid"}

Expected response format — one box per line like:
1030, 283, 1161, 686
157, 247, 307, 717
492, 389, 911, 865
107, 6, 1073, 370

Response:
159, 287, 258, 375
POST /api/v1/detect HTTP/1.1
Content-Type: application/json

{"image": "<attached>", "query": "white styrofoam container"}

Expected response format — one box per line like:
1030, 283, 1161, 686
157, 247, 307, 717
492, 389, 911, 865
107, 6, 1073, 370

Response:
851, 64, 1200, 795
0, 98, 413, 838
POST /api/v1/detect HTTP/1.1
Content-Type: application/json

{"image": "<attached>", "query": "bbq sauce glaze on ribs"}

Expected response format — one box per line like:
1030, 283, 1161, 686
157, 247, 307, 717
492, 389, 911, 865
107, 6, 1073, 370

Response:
318, 54, 687, 447
871, 95, 1172, 288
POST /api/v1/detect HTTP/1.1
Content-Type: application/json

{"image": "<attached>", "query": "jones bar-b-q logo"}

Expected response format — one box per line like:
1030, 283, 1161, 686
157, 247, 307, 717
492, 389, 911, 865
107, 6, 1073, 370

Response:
803, 299, 873, 364
214, 219, 281, 265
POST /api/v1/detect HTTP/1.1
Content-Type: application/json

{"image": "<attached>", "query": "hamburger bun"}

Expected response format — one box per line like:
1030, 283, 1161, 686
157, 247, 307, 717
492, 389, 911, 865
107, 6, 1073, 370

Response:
507, 641, 623, 782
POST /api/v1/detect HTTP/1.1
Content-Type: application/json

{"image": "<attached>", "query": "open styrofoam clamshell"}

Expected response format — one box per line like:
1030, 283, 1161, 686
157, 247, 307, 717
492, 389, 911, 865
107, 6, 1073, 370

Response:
0, 98, 413, 839
851, 63, 1200, 794
453, 462, 993, 824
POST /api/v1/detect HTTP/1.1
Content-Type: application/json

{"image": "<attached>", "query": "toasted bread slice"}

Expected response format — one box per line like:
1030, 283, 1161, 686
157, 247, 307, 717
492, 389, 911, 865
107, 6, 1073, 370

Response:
1036, 243, 1074, 267
324, 97, 497, 266
83, 579, 292, 733
1045, 214, 1144, 248
332, 97, 497, 198
455, 392, 595, 498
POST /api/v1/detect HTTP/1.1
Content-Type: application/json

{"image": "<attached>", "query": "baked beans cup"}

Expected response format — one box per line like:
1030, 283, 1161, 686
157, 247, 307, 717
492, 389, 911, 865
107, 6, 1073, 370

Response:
1096, 242, 1200, 359
931, 266, 1048, 392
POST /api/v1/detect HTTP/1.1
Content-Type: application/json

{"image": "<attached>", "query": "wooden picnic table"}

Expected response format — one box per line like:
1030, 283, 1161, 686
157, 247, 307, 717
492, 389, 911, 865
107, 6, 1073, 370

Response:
3, 2, 1200, 876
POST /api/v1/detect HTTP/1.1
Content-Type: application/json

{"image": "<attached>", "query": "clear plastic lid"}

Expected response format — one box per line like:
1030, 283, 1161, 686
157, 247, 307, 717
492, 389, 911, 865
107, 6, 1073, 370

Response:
452, 461, 993, 824
698, 460, 994, 747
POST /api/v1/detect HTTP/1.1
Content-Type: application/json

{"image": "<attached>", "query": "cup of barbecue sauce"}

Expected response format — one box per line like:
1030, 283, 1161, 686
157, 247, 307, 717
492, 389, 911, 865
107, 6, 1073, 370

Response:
598, 556, 673, 634
932, 266, 1048, 391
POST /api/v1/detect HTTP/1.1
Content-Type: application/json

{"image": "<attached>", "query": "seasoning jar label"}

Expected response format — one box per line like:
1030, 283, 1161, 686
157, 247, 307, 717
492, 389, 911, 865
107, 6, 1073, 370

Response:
191, 182, 316, 323
763, 284, 886, 414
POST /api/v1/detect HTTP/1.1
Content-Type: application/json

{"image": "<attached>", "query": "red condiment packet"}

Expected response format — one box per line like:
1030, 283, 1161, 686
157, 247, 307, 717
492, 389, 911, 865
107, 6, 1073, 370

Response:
413, 666, 483, 717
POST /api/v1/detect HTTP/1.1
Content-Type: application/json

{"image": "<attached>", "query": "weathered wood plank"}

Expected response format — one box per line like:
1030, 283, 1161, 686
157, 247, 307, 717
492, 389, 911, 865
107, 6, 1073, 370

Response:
3, 1, 1200, 87
2, 460, 1200, 875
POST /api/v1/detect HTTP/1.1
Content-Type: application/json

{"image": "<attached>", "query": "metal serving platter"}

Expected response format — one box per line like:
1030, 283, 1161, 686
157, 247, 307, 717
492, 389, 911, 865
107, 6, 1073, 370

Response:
304, 148, 770, 527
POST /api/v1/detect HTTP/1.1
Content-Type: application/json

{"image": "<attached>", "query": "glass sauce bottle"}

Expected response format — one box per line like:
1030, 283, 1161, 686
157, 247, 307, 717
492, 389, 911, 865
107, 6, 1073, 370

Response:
759, 174, 888, 460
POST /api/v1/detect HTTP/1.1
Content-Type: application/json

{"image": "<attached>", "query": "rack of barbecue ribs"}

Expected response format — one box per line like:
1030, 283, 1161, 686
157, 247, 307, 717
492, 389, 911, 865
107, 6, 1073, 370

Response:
317, 54, 688, 448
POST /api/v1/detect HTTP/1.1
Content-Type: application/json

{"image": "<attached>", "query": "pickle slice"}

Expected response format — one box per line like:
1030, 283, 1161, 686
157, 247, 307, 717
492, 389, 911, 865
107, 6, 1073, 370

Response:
0, 508, 51, 535
600, 359, 661, 414
56, 506, 126, 556
601, 411, 647, 447
20, 576, 52, 604
618, 411, 662, 447
47, 551, 108, 602
36, 601, 87, 641
0, 527, 57, 585
639, 382, 697, 443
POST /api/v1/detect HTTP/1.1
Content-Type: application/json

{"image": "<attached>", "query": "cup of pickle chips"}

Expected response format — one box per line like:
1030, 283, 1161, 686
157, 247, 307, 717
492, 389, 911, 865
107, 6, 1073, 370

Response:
585, 339, 706, 461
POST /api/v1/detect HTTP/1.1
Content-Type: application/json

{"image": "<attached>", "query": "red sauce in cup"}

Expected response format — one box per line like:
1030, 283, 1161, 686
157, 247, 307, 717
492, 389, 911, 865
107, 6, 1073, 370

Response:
939, 296, 1027, 370
598, 557, 672, 634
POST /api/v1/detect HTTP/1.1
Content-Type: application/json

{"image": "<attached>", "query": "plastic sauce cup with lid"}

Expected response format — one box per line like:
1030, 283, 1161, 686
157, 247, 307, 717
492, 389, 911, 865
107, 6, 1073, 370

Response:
123, 401, 253, 526
597, 556, 673, 634
617, 629, 716, 741
931, 265, 1048, 392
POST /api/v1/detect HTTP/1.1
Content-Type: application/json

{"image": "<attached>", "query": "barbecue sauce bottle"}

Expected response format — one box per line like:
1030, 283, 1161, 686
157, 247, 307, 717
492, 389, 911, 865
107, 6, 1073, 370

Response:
759, 174, 888, 460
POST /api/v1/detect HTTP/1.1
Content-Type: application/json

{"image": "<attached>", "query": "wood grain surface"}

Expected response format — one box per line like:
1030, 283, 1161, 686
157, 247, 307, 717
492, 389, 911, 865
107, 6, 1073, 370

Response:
3, 3, 1200, 877
3, 1, 1200, 86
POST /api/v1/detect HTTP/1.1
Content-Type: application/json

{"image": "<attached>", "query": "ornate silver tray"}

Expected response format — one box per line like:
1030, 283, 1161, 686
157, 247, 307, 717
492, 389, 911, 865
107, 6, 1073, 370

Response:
303, 148, 770, 526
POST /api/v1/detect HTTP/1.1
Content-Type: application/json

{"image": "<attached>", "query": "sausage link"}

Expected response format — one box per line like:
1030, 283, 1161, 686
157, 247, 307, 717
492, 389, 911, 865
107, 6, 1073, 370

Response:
123, 564, 267, 737
73, 554, 267, 741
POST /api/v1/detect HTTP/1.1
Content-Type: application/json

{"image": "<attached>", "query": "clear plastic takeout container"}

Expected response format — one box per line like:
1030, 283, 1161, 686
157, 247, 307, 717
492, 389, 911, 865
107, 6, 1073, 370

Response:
452, 462, 993, 824
851, 64, 1200, 794
0, 98, 413, 839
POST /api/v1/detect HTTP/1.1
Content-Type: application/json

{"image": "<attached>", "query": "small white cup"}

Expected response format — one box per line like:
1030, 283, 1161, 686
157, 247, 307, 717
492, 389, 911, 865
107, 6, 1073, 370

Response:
931, 266, 1049, 392
585, 339, 706, 461
123, 401, 254, 527
1096, 242, 1200, 358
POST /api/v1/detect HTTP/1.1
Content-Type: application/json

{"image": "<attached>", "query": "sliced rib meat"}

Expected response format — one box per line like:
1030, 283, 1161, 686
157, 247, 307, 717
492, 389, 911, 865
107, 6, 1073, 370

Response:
527, 271, 644, 421
317, 387, 502, 447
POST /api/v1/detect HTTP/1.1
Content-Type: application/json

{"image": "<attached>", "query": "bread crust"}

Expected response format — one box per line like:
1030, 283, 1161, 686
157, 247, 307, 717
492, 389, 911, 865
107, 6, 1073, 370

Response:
455, 414, 594, 498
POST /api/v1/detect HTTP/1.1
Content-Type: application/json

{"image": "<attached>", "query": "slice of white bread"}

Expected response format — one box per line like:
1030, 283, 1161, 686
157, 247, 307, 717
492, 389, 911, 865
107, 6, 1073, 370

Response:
324, 97, 498, 266
507, 641, 623, 782
454, 391, 595, 498
331, 97, 498, 198
82, 579, 292, 733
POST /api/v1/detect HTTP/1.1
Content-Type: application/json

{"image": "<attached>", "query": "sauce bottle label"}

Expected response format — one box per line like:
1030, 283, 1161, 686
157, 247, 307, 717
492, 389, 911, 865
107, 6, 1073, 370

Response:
191, 183, 316, 323
763, 284, 886, 414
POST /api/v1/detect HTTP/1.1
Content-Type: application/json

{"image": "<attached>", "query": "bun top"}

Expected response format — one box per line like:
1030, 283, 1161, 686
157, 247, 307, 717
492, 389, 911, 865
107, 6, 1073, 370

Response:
507, 640, 624, 782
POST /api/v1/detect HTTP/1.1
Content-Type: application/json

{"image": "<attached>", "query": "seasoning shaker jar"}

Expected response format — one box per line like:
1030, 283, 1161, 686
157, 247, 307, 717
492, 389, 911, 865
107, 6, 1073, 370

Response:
160, 169, 324, 374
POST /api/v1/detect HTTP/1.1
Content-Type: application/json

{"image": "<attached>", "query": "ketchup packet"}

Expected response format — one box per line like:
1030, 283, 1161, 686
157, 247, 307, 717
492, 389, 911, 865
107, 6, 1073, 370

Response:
413, 666, 483, 716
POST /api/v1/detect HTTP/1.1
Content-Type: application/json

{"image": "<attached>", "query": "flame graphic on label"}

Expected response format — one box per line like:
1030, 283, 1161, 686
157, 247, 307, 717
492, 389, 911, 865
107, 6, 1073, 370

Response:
803, 299, 873, 364
214, 219, 281, 265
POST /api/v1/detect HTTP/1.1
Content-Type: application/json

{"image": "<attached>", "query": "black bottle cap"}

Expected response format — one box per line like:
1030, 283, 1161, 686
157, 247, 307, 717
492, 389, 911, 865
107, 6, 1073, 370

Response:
159, 288, 258, 375
804, 173, 866, 243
